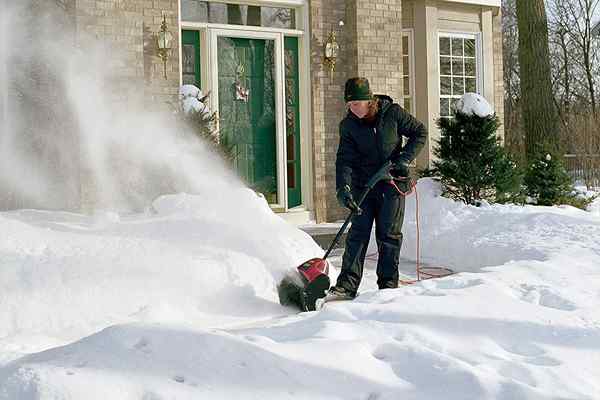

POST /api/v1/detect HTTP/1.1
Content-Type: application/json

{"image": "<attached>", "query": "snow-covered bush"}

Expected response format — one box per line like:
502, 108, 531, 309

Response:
428, 93, 522, 205
174, 85, 234, 162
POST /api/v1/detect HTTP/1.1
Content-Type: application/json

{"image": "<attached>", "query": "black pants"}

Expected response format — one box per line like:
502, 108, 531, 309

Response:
335, 181, 406, 294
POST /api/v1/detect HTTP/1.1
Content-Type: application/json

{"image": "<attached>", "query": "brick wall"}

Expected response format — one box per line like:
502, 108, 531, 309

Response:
74, 0, 179, 109
310, 0, 403, 222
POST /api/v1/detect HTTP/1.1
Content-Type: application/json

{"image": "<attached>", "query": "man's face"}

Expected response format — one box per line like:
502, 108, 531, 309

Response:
348, 100, 370, 119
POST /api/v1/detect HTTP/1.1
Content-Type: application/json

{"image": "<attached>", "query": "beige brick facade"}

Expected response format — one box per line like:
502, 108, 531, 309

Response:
74, 0, 180, 108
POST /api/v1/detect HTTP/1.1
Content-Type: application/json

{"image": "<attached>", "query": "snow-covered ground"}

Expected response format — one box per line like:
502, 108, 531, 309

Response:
1, 179, 600, 400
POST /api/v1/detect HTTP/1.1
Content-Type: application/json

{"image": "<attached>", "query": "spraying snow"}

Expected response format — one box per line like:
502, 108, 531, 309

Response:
0, 2, 233, 211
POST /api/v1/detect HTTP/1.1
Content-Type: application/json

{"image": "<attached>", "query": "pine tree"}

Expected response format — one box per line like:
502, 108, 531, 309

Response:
431, 111, 521, 205
523, 153, 572, 206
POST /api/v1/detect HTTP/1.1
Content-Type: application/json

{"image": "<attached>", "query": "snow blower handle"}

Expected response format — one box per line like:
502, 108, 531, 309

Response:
322, 161, 393, 260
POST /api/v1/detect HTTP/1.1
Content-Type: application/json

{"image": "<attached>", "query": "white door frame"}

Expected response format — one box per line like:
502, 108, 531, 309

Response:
208, 28, 287, 210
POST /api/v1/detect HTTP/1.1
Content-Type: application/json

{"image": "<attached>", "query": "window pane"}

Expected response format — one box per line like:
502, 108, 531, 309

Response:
183, 74, 196, 85
451, 38, 463, 56
403, 56, 409, 76
181, 0, 208, 22
465, 58, 476, 76
440, 76, 452, 95
402, 36, 409, 56
440, 98, 450, 117
183, 44, 195, 74
465, 77, 477, 93
403, 98, 412, 113
451, 98, 461, 113
452, 77, 465, 95
465, 39, 476, 57
440, 56, 451, 75
439, 37, 451, 56
451, 57, 464, 76
181, 1, 296, 29
403, 77, 410, 96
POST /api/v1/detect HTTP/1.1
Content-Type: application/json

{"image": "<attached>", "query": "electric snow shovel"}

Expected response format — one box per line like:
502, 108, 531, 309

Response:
277, 161, 394, 312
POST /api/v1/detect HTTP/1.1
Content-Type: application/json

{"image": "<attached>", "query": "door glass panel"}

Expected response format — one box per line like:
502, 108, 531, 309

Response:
284, 36, 301, 208
182, 30, 201, 87
218, 37, 278, 204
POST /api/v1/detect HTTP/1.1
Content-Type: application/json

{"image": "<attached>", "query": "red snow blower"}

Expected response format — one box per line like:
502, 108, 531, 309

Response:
278, 162, 396, 311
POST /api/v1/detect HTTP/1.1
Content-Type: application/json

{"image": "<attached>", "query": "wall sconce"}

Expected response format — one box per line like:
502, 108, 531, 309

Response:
324, 20, 344, 74
157, 14, 173, 80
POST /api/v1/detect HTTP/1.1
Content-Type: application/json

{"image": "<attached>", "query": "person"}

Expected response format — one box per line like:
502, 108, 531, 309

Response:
328, 77, 428, 299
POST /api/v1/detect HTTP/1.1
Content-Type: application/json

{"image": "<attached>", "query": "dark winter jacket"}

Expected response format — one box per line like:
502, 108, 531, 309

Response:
336, 95, 428, 192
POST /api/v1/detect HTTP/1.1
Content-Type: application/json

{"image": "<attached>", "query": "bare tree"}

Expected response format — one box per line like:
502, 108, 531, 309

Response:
516, 0, 560, 159
549, 0, 600, 116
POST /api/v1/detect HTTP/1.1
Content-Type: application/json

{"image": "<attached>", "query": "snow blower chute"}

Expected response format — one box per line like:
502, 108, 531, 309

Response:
277, 162, 395, 311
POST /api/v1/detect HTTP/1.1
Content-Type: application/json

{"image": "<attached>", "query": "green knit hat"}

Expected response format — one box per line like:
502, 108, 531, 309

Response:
344, 77, 373, 102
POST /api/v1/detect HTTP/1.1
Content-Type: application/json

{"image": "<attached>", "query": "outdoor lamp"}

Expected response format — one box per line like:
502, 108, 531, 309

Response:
157, 14, 173, 79
324, 20, 344, 73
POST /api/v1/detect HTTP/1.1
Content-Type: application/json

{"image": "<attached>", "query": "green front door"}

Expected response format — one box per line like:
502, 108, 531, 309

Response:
217, 37, 278, 204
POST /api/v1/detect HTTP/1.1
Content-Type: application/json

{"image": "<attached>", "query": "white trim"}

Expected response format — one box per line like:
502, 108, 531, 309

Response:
298, 10, 314, 212
178, 0, 183, 87
181, 21, 303, 36
401, 28, 416, 112
202, 0, 305, 7
209, 29, 288, 209
443, 0, 500, 7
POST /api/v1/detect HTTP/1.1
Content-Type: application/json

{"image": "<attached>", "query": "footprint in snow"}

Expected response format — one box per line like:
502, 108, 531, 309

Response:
518, 284, 577, 311
431, 277, 485, 290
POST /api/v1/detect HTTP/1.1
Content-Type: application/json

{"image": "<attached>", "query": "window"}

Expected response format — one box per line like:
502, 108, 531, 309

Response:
181, 1, 296, 29
401, 30, 414, 113
439, 33, 479, 117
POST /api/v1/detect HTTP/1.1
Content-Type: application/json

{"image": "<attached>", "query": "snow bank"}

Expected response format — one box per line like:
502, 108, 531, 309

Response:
2, 179, 600, 399
393, 178, 600, 271
0, 188, 322, 357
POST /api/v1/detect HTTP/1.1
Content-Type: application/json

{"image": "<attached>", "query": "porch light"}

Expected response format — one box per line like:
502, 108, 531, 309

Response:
157, 14, 173, 79
324, 20, 344, 74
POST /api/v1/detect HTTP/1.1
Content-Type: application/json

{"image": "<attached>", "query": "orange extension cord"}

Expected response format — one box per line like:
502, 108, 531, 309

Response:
365, 178, 454, 285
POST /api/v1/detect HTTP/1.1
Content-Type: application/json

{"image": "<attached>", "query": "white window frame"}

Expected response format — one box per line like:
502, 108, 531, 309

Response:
437, 31, 483, 117
400, 29, 415, 114
178, 0, 313, 213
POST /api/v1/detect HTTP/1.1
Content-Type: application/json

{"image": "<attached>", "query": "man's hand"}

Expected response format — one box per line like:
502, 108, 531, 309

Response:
391, 161, 410, 177
336, 185, 362, 214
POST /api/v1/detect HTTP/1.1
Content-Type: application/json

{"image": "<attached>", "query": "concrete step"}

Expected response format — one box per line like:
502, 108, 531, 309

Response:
299, 223, 347, 254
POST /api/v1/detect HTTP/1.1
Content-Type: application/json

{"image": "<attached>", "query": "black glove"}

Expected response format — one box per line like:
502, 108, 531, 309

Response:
391, 161, 410, 177
336, 185, 362, 214
389, 154, 410, 178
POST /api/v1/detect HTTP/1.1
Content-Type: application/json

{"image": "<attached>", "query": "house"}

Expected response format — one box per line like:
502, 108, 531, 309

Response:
593, 21, 600, 37
2, 0, 503, 223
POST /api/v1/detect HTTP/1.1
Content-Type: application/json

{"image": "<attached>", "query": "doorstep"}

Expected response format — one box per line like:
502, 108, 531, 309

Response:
298, 222, 347, 253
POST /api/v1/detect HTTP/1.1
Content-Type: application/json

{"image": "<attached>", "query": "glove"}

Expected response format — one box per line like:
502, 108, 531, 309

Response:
389, 154, 410, 178
391, 161, 410, 177
336, 185, 362, 214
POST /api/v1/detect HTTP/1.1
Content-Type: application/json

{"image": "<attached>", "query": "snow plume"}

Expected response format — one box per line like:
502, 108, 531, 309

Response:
0, 1, 235, 211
